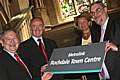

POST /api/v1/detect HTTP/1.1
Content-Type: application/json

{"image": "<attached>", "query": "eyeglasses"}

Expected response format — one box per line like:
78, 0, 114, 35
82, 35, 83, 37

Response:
90, 8, 104, 17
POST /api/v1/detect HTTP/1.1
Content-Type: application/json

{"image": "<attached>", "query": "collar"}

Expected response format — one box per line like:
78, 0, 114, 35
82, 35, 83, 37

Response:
3, 48, 16, 59
32, 36, 44, 45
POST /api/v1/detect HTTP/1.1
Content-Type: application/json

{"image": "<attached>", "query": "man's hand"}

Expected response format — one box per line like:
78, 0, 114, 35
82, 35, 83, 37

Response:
41, 64, 48, 73
105, 42, 118, 53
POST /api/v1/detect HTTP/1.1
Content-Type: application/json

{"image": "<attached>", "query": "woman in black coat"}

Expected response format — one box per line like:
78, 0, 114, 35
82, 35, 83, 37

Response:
74, 14, 100, 46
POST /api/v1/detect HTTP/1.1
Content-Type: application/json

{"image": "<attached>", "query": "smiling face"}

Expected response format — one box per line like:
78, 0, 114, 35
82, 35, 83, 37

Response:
2, 31, 19, 53
31, 18, 44, 38
77, 17, 90, 31
90, 3, 108, 26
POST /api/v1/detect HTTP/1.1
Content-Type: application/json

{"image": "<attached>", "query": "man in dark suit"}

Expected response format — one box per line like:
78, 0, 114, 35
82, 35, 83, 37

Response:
0, 29, 32, 80
90, 1, 120, 80
18, 17, 63, 80
0, 29, 53, 80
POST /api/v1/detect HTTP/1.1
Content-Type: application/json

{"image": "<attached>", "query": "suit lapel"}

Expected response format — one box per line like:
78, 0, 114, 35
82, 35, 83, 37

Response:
104, 18, 112, 41
3, 50, 31, 79
30, 37, 43, 53
43, 37, 55, 60
42, 38, 51, 59
2, 50, 26, 72
3, 50, 18, 64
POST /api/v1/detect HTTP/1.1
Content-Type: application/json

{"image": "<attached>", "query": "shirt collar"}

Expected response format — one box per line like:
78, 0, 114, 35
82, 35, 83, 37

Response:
3, 48, 16, 59
32, 36, 44, 45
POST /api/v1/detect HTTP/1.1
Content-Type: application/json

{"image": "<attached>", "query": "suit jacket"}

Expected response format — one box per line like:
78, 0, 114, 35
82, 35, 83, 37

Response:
0, 50, 31, 80
18, 37, 63, 80
94, 15, 120, 80
0, 43, 3, 53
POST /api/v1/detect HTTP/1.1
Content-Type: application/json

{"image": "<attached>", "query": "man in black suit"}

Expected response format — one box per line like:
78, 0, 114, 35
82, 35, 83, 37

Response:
90, 1, 120, 80
0, 29, 32, 80
18, 17, 63, 80
0, 29, 53, 80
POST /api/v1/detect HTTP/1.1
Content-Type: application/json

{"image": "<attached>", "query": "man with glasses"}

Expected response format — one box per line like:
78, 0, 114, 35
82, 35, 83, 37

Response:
90, 1, 120, 80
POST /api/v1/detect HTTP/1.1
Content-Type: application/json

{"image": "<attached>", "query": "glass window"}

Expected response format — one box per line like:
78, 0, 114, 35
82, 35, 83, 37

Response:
58, 0, 106, 20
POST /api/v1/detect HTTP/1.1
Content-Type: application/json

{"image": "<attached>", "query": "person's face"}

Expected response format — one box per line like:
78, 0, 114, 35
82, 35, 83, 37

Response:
77, 17, 89, 31
31, 19, 44, 38
3, 31, 19, 53
90, 4, 107, 25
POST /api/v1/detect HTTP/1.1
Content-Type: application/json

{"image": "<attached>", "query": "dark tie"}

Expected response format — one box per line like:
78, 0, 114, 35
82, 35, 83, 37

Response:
14, 54, 32, 78
37, 39, 48, 63
14, 54, 27, 70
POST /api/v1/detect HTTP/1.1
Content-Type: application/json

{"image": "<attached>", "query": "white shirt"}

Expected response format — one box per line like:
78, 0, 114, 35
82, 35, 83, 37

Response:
100, 17, 109, 42
32, 36, 45, 46
3, 49, 16, 60
82, 35, 92, 45
99, 17, 110, 79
